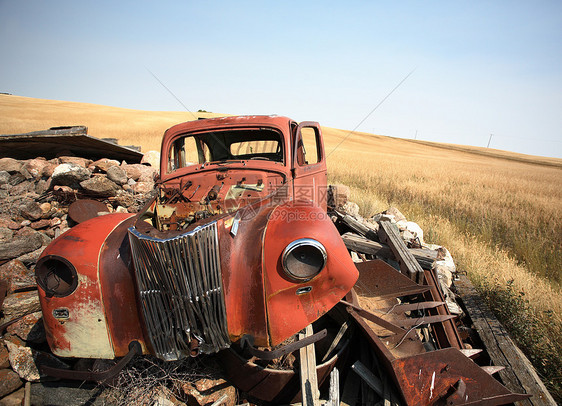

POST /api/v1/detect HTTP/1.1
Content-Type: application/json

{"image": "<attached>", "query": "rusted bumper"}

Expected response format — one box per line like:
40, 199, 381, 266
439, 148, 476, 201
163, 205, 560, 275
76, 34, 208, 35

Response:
40, 341, 142, 383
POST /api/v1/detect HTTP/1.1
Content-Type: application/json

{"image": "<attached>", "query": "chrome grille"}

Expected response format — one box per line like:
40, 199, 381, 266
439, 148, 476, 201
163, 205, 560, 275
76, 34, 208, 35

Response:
128, 222, 230, 360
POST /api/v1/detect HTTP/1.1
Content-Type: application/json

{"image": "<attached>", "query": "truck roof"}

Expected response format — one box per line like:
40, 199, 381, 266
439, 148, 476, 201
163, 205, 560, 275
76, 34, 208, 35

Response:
163, 115, 294, 140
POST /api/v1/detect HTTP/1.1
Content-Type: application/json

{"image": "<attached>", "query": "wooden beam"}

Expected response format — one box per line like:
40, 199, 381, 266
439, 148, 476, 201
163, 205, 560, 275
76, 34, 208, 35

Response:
455, 275, 556, 406
326, 368, 340, 406
300, 324, 320, 406
341, 232, 437, 270
336, 211, 379, 241
378, 221, 425, 283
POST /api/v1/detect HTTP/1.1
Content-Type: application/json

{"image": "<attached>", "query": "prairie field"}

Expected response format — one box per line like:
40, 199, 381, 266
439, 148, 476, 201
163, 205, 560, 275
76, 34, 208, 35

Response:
1, 94, 561, 398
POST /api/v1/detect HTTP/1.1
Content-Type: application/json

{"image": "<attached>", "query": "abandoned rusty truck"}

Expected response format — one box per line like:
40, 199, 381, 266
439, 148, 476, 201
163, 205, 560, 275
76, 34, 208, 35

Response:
34, 116, 530, 405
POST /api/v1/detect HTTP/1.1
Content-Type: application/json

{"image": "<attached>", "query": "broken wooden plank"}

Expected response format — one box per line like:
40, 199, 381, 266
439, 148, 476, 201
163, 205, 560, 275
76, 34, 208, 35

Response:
459, 348, 483, 359
321, 321, 350, 363
336, 211, 379, 241
299, 324, 320, 406
455, 275, 557, 406
409, 247, 438, 269
341, 231, 392, 256
378, 221, 425, 283
210, 394, 228, 406
341, 232, 436, 270
325, 368, 340, 406
340, 363, 361, 406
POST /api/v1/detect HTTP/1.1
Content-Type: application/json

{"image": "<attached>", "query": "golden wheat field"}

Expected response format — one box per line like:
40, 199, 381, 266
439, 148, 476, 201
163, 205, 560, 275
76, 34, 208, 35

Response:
1, 94, 561, 397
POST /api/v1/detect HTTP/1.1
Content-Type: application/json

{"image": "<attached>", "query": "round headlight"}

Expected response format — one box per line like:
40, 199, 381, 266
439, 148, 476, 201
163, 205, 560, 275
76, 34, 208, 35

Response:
35, 256, 78, 298
282, 238, 327, 282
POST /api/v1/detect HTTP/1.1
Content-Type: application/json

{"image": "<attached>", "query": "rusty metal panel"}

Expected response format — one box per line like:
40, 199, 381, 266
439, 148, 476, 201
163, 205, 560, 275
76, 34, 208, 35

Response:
262, 202, 358, 346
391, 348, 531, 405
36, 213, 133, 358
354, 260, 429, 298
99, 215, 150, 357
68, 199, 109, 224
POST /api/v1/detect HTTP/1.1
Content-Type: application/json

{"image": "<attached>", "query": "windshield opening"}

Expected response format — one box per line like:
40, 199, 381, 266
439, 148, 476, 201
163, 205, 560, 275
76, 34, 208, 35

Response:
168, 128, 284, 172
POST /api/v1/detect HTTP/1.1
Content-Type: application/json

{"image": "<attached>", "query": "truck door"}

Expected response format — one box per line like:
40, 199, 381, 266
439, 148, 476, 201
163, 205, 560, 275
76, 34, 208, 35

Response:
292, 122, 328, 211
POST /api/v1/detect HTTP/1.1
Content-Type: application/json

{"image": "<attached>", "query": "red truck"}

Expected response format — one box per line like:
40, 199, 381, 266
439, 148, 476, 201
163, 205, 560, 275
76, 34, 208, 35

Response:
35, 115, 358, 362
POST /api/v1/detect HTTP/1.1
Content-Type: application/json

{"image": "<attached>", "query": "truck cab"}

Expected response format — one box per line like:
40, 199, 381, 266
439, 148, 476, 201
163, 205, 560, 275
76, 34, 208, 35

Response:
35, 115, 358, 361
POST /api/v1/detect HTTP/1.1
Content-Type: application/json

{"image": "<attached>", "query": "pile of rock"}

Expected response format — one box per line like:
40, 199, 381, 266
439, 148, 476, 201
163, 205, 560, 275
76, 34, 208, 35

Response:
0, 155, 158, 404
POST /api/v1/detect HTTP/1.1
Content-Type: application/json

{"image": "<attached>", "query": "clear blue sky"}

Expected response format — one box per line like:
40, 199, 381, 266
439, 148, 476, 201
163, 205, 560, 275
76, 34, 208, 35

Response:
1, 1, 561, 158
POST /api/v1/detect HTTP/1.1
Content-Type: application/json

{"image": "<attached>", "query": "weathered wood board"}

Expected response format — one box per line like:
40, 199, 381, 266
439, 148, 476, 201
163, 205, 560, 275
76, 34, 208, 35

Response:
455, 275, 556, 406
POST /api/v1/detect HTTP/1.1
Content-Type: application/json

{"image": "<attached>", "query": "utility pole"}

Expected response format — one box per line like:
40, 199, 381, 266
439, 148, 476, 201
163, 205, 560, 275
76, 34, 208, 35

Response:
415, 130, 418, 140
487, 134, 493, 148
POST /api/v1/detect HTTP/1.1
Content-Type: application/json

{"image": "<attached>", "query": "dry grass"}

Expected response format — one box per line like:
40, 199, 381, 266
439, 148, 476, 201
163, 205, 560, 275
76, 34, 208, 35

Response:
324, 135, 562, 399
2, 94, 561, 398
0, 94, 226, 152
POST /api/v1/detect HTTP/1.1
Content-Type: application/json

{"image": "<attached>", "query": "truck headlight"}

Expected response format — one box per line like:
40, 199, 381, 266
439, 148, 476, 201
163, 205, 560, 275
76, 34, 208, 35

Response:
282, 238, 327, 282
35, 256, 78, 298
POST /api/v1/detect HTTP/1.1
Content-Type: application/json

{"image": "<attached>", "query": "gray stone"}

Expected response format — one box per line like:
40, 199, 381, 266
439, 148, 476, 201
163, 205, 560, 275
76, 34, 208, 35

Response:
0, 158, 22, 173
0, 386, 25, 406
6, 311, 45, 343
90, 158, 120, 172
0, 170, 10, 185
7, 342, 70, 382
114, 190, 135, 207
0, 233, 43, 261
15, 228, 51, 246
122, 163, 157, 182
22, 158, 50, 179
16, 247, 45, 267
342, 201, 360, 217
9, 180, 35, 196
8, 172, 26, 186
51, 163, 91, 188
0, 226, 13, 242
384, 207, 407, 222
133, 181, 154, 194
0, 259, 36, 293
30, 381, 110, 406
34, 178, 49, 194
18, 200, 42, 221
0, 344, 9, 369
79, 176, 120, 197
106, 165, 128, 185
1, 291, 41, 323
58, 156, 91, 168
0, 369, 23, 399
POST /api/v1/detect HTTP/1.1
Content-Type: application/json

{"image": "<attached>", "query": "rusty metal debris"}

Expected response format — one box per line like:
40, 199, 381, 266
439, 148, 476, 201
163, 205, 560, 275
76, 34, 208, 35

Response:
67, 199, 109, 224
39, 341, 142, 384
344, 260, 532, 405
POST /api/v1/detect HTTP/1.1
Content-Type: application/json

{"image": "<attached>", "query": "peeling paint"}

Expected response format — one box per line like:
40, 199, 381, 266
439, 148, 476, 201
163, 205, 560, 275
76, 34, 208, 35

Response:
52, 296, 113, 358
